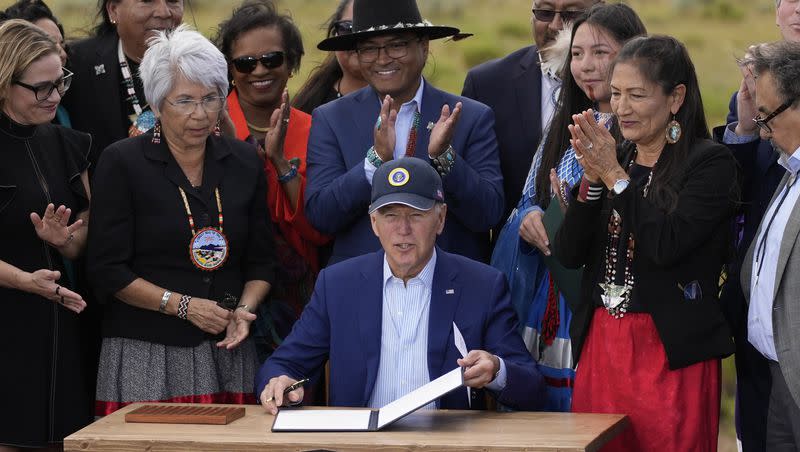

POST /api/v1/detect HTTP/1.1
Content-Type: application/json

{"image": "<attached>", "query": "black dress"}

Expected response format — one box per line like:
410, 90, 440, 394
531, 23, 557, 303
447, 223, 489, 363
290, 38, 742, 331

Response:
0, 113, 93, 447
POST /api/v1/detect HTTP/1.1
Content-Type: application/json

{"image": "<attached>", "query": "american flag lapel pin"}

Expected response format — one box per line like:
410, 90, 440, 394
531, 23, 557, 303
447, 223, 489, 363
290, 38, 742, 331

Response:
446, 289, 455, 295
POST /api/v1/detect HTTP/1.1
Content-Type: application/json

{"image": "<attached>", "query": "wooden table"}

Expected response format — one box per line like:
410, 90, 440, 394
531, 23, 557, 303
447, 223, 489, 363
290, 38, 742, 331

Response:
65, 403, 628, 452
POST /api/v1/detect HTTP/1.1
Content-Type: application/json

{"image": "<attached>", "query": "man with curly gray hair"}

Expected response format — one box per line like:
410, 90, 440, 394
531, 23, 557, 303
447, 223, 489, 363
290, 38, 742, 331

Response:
737, 40, 800, 451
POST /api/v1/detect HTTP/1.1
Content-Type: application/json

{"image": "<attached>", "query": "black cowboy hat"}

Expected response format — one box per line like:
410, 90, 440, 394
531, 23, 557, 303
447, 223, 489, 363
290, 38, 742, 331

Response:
317, 0, 460, 51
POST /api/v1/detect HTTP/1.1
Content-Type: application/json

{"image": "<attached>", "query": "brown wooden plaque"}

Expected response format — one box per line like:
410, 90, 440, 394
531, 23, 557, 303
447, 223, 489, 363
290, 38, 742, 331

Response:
124, 404, 245, 425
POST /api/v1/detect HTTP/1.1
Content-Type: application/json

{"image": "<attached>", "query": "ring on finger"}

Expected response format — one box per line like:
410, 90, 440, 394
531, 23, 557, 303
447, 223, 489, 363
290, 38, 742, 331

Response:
585, 142, 594, 151
55, 285, 61, 295
375, 116, 382, 131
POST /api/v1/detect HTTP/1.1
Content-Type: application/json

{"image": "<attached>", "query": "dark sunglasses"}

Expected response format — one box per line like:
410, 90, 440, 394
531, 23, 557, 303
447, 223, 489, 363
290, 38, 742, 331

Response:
13, 67, 73, 102
753, 100, 795, 134
332, 20, 353, 36
532, 8, 585, 23
231, 51, 285, 73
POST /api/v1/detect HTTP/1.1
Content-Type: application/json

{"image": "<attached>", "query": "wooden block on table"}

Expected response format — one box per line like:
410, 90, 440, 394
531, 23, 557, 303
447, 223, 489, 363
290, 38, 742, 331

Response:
124, 405, 245, 425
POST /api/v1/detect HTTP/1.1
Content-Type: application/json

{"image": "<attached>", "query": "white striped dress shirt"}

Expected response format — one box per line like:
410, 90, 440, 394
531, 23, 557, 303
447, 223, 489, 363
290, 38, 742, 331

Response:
368, 251, 437, 409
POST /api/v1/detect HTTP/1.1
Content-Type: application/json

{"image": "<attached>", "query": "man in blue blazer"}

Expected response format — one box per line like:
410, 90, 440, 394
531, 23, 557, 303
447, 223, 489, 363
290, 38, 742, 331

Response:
304, 0, 503, 265
461, 0, 599, 228
258, 158, 544, 412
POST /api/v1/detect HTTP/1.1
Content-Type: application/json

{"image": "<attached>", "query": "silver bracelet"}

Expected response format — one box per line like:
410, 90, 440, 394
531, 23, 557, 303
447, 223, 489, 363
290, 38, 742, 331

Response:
159, 290, 172, 314
430, 145, 456, 176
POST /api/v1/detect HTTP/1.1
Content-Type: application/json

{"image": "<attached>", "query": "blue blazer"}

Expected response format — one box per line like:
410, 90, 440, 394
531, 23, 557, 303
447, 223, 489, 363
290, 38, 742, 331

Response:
255, 248, 544, 411
462, 46, 544, 224
304, 81, 504, 264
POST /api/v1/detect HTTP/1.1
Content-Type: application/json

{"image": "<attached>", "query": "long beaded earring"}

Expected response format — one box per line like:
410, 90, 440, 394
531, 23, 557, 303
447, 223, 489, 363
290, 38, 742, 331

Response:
213, 119, 221, 137
152, 119, 162, 144
665, 115, 682, 144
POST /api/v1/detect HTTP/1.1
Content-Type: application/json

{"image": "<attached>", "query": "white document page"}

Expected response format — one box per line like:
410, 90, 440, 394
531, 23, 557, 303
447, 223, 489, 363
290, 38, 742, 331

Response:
272, 409, 373, 431
377, 367, 464, 429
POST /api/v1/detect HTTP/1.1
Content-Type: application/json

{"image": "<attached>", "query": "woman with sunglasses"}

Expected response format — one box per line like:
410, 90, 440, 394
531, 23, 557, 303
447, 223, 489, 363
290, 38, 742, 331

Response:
215, 0, 329, 369
0, 20, 93, 450
88, 25, 275, 416
293, 0, 367, 114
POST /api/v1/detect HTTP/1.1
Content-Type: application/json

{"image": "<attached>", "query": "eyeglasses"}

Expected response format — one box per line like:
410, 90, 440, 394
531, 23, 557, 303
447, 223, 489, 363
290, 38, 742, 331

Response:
13, 67, 73, 102
356, 39, 420, 63
164, 95, 225, 115
753, 100, 794, 134
532, 8, 585, 23
231, 51, 285, 74
332, 20, 353, 36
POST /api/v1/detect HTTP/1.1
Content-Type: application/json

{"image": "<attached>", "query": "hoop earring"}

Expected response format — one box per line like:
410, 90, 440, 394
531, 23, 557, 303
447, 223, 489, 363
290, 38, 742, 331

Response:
665, 115, 681, 145
152, 119, 162, 144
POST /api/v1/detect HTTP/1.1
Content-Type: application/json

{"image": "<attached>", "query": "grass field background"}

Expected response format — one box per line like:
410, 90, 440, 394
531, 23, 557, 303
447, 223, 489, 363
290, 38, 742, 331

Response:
4, 0, 779, 449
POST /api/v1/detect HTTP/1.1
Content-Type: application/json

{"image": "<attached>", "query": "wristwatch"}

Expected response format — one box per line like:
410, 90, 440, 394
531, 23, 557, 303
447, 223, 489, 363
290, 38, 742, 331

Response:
611, 178, 630, 196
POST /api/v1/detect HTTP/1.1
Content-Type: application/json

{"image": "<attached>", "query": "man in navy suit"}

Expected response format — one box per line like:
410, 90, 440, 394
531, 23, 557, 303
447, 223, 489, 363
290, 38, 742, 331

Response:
462, 0, 599, 228
715, 3, 800, 450
305, 0, 503, 265
258, 158, 544, 413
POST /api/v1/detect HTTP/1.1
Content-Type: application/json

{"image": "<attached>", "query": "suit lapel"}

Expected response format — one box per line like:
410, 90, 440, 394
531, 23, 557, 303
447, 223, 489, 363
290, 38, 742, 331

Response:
349, 88, 382, 166
416, 81, 445, 159
773, 174, 800, 301
97, 35, 128, 137
513, 47, 542, 146
427, 250, 461, 380
357, 251, 384, 403
741, 173, 789, 302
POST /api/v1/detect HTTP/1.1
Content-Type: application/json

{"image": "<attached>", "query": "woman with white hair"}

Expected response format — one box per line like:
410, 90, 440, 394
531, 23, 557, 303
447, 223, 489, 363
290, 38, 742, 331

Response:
88, 25, 276, 415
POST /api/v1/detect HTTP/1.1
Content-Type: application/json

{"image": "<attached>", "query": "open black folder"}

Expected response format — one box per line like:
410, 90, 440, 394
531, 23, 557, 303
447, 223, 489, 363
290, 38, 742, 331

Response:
271, 367, 465, 432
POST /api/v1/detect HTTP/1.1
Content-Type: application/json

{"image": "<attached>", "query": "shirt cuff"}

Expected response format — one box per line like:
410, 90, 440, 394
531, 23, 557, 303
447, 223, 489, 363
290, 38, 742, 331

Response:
723, 122, 759, 144
364, 157, 377, 186
484, 356, 507, 392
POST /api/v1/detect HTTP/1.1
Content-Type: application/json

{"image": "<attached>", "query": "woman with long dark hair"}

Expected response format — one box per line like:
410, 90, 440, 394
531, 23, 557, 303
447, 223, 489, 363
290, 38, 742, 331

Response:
490, 3, 646, 412
555, 35, 738, 450
292, 0, 366, 114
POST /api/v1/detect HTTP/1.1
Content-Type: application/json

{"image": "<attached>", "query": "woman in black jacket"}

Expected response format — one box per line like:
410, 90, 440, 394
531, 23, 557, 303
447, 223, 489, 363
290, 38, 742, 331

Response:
555, 35, 737, 451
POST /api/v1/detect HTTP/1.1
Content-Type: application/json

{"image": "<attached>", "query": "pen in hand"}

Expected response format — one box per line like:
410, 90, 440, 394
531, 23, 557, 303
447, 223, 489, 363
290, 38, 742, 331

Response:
265, 377, 309, 404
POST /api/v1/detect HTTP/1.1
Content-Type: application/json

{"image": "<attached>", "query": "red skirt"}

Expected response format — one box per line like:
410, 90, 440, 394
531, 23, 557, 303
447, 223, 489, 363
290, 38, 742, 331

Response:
572, 307, 720, 452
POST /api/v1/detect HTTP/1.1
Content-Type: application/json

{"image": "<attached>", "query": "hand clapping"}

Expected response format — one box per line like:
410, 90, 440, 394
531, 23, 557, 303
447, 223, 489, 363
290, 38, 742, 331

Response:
568, 109, 621, 188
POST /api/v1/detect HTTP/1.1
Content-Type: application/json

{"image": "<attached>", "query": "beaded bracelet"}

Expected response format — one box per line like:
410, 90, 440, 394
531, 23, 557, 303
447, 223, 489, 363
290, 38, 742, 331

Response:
278, 164, 298, 183
430, 145, 456, 176
366, 146, 384, 168
177, 294, 192, 320
578, 177, 604, 202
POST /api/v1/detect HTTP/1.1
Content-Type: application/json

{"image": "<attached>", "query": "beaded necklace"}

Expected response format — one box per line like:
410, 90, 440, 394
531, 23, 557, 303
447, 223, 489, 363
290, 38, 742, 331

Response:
118, 41, 155, 136
599, 149, 654, 318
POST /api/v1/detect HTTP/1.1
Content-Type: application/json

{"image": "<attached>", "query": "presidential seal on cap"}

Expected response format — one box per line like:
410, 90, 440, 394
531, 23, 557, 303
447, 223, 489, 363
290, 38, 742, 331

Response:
369, 157, 445, 214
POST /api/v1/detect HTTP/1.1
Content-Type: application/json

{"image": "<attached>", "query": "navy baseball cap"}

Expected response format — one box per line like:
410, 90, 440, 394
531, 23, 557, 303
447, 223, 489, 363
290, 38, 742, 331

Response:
369, 157, 445, 214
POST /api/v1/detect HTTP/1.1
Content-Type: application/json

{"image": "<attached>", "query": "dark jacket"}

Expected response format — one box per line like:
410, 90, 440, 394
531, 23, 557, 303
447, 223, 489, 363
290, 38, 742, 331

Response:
462, 46, 545, 224
554, 139, 737, 370
305, 81, 503, 264
62, 32, 129, 172
257, 248, 544, 411
87, 134, 276, 347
